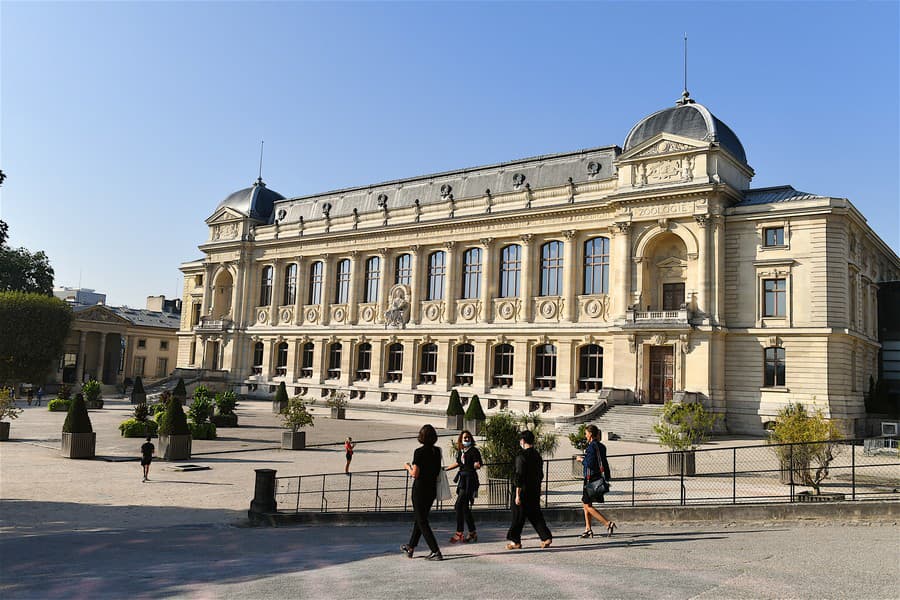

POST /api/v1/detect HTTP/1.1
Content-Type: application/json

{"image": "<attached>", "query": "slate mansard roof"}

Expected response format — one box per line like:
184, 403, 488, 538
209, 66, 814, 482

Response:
73, 304, 181, 330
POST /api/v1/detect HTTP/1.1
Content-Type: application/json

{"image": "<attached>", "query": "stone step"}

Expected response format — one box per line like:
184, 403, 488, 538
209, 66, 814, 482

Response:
557, 404, 662, 443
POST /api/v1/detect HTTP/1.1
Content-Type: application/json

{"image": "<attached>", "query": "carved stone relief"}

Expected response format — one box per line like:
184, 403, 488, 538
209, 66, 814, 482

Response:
385, 284, 411, 329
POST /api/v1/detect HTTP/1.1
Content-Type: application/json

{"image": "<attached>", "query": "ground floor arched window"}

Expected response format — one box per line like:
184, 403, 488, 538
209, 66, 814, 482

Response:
493, 344, 514, 388
577, 344, 603, 392
533, 344, 557, 391
327, 343, 342, 380
386, 343, 403, 383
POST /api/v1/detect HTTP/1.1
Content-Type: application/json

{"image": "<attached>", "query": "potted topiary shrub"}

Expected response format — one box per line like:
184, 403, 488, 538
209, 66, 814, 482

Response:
118, 401, 159, 437
188, 388, 217, 440
211, 391, 239, 427
0, 387, 23, 441
272, 381, 289, 415
82, 379, 103, 409
131, 376, 146, 406
568, 423, 590, 477
327, 390, 348, 419
768, 402, 844, 498
61, 393, 95, 458
172, 377, 187, 405
481, 411, 558, 507
158, 395, 192, 459
653, 400, 719, 476
464, 394, 486, 435
280, 395, 315, 450
446, 389, 465, 430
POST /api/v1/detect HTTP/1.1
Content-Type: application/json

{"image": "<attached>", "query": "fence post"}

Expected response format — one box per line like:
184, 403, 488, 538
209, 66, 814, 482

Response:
789, 444, 794, 502
375, 471, 381, 512
680, 450, 686, 506
631, 454, 636, 508
732, 447, 737, 504
544, 457, 550, 509
347, 472, 352, 512
851, 441, 856, 501
296, 475, 301, 513
321, 474, 327, 512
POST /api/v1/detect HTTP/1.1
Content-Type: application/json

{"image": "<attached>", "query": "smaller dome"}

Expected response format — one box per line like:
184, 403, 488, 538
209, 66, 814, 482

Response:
215, 178, 285, 222
624, 94, 747, 165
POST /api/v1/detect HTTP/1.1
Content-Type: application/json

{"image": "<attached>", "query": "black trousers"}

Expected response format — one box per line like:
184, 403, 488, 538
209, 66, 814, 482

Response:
506, 492, 551, 544
408, 491, 439, 553
455, 490, 477, 533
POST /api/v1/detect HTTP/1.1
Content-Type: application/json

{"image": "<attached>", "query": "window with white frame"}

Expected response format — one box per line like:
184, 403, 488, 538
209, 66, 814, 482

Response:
283, 263, 298, 305
419, 343, 438, 383
763, 278, 787, 317
427, 252, 446, 301
499, 245, 521, 298
461, 248, 482, 299
335, 259, 351, 304
259, 265, 273, 306
540, 241, 563, 296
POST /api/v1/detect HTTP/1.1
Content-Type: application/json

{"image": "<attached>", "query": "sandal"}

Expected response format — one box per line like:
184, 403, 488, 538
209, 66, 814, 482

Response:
506, 542, 522, 550
606, 522, 617, 537
449, 532, 464, 544
464, 532, 478, 543
579, 529, 594, 539
541, 538, 553, 549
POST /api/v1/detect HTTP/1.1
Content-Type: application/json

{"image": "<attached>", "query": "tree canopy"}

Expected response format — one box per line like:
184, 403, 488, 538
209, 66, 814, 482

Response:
0, 292, 73, 385
1, 220, 55, 295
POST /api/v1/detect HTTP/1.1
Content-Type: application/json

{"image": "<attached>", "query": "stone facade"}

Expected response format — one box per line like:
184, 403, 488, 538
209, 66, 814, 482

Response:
177, 97, 899, 435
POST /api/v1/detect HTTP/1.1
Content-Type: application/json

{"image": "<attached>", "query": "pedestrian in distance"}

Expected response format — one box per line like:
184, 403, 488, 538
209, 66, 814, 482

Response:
35, 387, 44, 407
506, 430, 553, 550
576, 424, 616, 538
401, 424, 443, 561
445, 429, 482, 544
344, 437, 356, 474
26, 388, 33, 406
140, 436, 155, 482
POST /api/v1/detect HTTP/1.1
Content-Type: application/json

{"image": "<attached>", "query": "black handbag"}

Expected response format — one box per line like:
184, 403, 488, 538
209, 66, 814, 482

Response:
584, 476, 610, 501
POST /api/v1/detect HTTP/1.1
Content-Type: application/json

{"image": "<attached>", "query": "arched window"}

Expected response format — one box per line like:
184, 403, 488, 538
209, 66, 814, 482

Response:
300, 342, 314, 378
276, 342, 289, 376
461, 247, 482, 299
308, 261, 323, 304
493, 344, 514, 388
578, 344, 604, 392
252, 342, 264, 375
419, 343, 438, 383
395, 254, 412, 286
335, 259, 351, 304
583, 237, 610, 294
364, 256, 380, 303
355, 343, 372, 381
540, 241, 564, 296
283, 263, 297, 305
259, 266, 273, 306
533, 344, 557, 391
499, 244, 521, 298
427, 251, 446, 301
386, 343, 404, 383
764, 347, 786, 387
327, 343, 342, 380
455, 343, 475, 385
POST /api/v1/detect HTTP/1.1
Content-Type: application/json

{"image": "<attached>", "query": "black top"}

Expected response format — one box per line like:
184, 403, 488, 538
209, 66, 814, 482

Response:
412, 445, 441, 495
514, 447, 544, 494
141, 442, 154, 460
455, 446, 482, 474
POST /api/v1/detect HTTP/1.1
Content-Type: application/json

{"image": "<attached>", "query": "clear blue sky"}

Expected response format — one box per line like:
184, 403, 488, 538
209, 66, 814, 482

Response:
2, 1, 898, 308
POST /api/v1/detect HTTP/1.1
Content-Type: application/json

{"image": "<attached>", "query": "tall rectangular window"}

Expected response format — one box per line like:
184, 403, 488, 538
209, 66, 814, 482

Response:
583, 237, 610, 294
419, 343, 438, 384
327, 343, 342, 379
133, 357, 145, 377
395, 254, 412, 286
540, 241, 563, 296
427, 252, 446, 301
764, 347, 786, 387
461, 248, 482, 299
259, 265, 273, 306
308, 261, 323, 304
335, 259, 351, 304
386, 343, 404, 383
533, 344, 557, 391
189, 342, 196, 365
763, 278, 786, 317
499, 245, 521, 298
364, 256, 380, 303
252, 342, 264, 375
355, 343, 372, 381
492, 344, 514, 388
455, 344, 475, 385
300, 342, 314, 378
156, 358, 168, 378
283, 263, 298, 305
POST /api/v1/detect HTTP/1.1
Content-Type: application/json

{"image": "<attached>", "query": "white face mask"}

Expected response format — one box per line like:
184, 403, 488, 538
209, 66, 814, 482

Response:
463, 440, 473, 447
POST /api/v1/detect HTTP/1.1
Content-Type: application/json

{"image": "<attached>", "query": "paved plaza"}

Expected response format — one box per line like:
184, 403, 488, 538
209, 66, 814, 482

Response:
1, 397, 898, 599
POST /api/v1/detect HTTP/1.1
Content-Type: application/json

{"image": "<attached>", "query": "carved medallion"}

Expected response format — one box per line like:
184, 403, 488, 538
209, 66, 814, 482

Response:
539, 300, 557, 319
362, 306, 375, 322
305, 307, 318, 322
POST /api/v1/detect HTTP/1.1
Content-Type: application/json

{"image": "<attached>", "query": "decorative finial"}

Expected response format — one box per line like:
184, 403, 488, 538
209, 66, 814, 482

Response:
256, 140, 265, 184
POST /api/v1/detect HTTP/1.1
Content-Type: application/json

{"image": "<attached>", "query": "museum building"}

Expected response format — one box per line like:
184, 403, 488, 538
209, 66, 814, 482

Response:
176, 93, 900, 435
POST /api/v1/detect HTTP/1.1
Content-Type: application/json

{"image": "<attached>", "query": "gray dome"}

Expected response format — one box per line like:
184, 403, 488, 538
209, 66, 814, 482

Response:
624, 95, 747, 165
215, 178, 285, 222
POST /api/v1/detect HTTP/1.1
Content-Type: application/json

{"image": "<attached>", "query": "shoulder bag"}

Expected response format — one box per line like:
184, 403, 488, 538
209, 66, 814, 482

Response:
583, 442, 610, 501
436, 448, 452, 501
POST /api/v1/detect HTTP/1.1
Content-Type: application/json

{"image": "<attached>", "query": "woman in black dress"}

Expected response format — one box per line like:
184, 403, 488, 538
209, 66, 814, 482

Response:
401, 424, 443, 561
576, 424, 616, 537
445, 429, 482, 543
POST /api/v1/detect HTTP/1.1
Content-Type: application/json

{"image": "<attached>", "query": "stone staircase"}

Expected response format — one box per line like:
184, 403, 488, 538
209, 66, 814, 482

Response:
557, 404, 661, 442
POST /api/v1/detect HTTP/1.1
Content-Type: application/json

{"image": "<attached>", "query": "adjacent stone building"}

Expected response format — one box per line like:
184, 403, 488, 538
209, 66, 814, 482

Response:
177, 93, 899, 435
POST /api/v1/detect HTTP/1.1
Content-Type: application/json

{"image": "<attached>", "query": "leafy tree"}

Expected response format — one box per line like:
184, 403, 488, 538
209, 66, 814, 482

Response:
280, 396, 315, 431
653, 400, 720, 452
62, 393, 93, 434
481, 411, 558, 479
446, 389, 464, 416
0, 220, 54, 295
0, 292, 73, 386
768, 402, 843, 494
464, 394, 486, 421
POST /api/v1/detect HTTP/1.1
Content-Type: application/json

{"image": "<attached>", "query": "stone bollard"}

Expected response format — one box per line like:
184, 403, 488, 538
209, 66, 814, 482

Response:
249, 468, 277, 522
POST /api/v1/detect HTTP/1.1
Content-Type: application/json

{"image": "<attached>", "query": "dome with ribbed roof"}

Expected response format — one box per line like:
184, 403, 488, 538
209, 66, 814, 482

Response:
214, 178, 284, 222
624, 93, 747, 165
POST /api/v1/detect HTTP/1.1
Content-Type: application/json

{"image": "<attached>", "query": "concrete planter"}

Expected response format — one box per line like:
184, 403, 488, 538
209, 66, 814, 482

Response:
61, 432, 96, 459
282, 430, 306, 450
86, 400, 104, 409
272, 399, 288, 415
0, 421, 10, 441
211, 413, 238, 427
330, 407, 346, 420
667, 451, 696, 476
463, 419, 484, 436
159, 433, 192, 460
446, 415, 464, 431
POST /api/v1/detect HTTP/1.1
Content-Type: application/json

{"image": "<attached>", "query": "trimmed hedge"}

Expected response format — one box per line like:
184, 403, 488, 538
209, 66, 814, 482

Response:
158, 396, 190, 435
62, 393, 93, 434
119, 418, 159, 438
48, 398, 71, 412
189, 422, 217, 440
446, 389, 464, 416
173, 377, 187, 403
464, 394, 486, 421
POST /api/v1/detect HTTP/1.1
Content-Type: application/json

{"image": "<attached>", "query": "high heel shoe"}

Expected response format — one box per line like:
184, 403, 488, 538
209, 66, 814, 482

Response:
606, 522, 617, 537
540, 538, 553, 549
401, 544, 414, 558
579, 529, 594, 539
449, 532, 464, 544
464, 531, 478, 543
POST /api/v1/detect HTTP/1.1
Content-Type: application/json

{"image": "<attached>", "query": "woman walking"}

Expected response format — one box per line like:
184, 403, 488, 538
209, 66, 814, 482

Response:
506, 430, 553, 550
344, 437, 356, 474
401, 424, 443, 561
576, 424, 616, 537
445, 430, 482, 543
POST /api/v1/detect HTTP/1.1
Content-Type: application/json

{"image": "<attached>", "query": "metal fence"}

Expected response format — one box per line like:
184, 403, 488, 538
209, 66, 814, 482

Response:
274, 438, 900, 513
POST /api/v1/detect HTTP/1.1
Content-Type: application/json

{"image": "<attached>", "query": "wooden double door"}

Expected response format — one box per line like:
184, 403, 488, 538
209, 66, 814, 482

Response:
649, 346, 674, 404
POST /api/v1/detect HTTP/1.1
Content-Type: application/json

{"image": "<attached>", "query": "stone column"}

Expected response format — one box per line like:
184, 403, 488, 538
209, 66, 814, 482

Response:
556, 339, 574, 398
230, 264, 243, 325
402, 340, 417, 389
695, 215, 710, 319
473, 340, 490, 394
200, 264, 214, 317
347, 251, 360, 324
377, 249, 391, 324
238, 258, 254, 329
519, 234, 535, 322
409, 245, 422, 324
614, 222, 632, 317
340, 339, 353, 387
479, 238, 495, 323
443, 242, 457, 324
320, 254, 332, 326
713, 215, 726, 326
97, 333, 107, 384
562, 230, 578, 322
75, 330, 88, 383
370, 339, 385, 386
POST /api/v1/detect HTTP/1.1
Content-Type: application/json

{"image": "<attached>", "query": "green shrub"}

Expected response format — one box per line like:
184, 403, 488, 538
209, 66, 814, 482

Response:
119, 418, 158, 437
768, 402, 843, 494
158, 396, 190, 436
149, 402, 167, 416
281, 396, 315, 431
62, 393, 92, 434
481, 411, 557, 479
446, 389, 464, 416
189, 422, 217, 439
189, 395, 213, 424
211, 413, 238, 427
568, 424, 590, 451
57, 383, 72, 401
653, 400, 719, 451
133, 402, 149, 422
464, 394, 486, 421
82, 379, 101, 404
215, 391, 238, 416
48, 398, 71, 412
173, 377, 187, 403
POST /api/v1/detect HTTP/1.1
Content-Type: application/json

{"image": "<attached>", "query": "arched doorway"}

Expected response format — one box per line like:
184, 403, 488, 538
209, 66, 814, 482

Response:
640, 232, 688, 311
211, 270, 234, 319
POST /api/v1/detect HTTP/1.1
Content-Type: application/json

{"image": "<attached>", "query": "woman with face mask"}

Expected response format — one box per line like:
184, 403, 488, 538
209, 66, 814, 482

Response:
444, 430, 482, 543
506, 430, 553, 550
